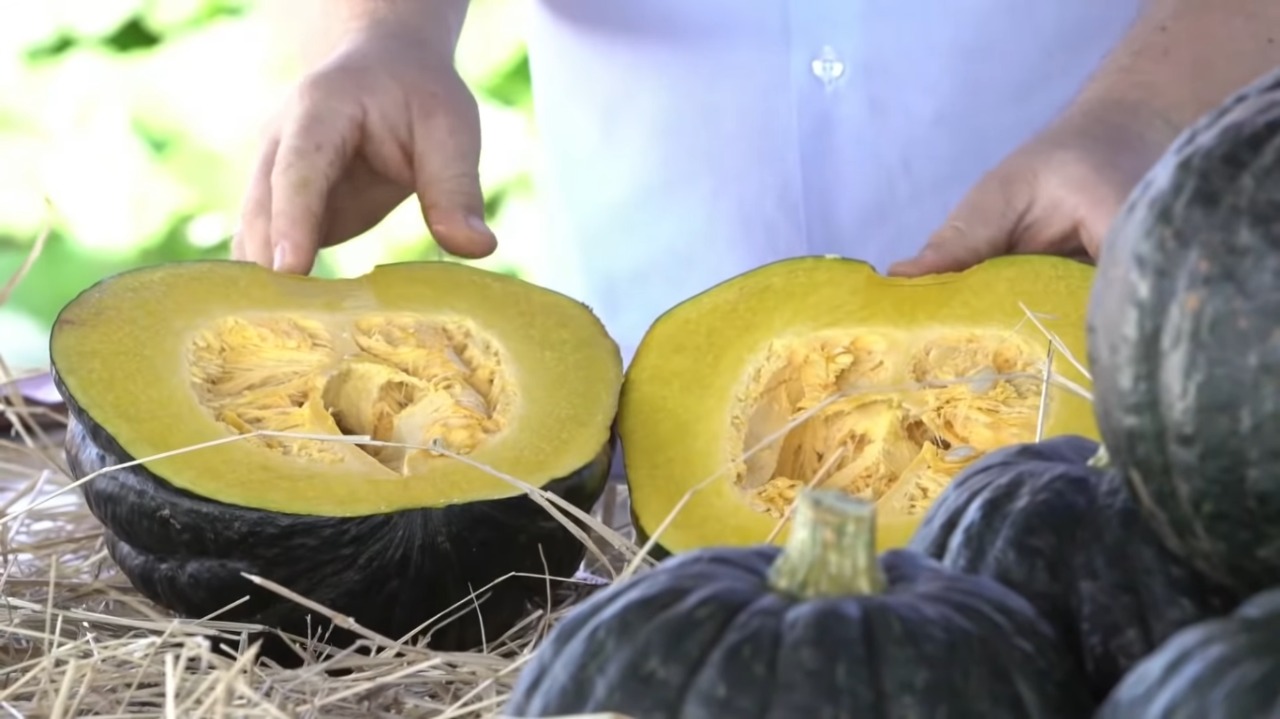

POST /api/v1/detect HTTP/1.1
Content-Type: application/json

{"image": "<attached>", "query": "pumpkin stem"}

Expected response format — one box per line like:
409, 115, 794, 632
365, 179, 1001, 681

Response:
766, 489, 886, 598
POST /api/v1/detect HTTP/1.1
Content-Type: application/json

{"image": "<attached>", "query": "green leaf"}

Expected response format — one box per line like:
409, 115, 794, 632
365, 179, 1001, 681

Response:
102, 16, 164, 53
478, 53, 532, 109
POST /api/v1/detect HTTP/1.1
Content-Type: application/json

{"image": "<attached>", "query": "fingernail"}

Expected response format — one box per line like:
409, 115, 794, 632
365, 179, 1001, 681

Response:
272, 244, 287, 271
467, 214, 494, 236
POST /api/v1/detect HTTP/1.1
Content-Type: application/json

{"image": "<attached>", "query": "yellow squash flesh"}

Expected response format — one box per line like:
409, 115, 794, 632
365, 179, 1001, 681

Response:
50, 261, 623, 516
618, 255, 1098, 554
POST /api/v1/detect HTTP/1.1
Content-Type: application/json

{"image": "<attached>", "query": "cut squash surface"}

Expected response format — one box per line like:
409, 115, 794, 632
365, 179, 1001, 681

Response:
619, 255, 1098, 553
50, 260, 623, 516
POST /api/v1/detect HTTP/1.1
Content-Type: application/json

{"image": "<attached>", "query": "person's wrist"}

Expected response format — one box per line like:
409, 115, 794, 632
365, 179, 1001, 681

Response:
1044, 88, 1185, 192
1069, 79, 1183, 144
1068, 44, 1252, 146
340, 0, 471, 57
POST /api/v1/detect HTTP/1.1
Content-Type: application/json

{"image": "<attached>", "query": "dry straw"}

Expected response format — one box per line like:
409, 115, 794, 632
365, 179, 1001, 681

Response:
0, 207, 1092, 717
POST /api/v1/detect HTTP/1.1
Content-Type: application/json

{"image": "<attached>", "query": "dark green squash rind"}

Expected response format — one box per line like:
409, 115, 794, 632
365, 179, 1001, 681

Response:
1095, 586, 1280, 719
57, 369, 612, 657
909, 435, 1241, 702
1087, 65, 1280, 594
505, 545, 1093, 718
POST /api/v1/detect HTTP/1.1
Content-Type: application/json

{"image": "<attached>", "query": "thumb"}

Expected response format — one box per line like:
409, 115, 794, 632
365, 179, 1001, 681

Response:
413, 97, 497, 259
887, 169, 1028, 277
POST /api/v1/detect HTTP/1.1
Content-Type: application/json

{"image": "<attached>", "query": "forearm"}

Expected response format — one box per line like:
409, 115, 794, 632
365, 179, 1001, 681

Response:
1077, 0, 1280, 129
266, 0, 471, 68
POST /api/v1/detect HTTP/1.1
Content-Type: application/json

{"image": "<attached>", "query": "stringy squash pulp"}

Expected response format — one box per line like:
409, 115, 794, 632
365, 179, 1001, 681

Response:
733, 329, 1044, 519
187, 314, 516, 476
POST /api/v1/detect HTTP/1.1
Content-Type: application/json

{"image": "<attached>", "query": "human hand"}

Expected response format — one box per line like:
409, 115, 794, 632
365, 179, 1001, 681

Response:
232, 23, 496, 274
888, 102, 1179, 277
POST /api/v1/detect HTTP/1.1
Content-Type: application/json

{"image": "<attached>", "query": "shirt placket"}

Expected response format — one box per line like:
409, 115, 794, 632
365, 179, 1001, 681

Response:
788, 1, 864, 256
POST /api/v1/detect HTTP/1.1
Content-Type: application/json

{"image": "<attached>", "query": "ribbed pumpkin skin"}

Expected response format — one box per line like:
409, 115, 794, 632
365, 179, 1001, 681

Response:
1086, 65, 1280, 596
504, 547, 1093, 719
1095, 586, 1280, 719
909, 436, 1241, 702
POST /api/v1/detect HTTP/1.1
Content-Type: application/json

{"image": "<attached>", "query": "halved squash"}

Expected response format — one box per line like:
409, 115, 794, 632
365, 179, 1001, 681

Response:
51, 260, 622, 655
618, 255, 1098, 555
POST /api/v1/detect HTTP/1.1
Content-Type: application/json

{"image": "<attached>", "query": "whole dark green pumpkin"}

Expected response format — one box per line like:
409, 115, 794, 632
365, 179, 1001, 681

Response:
505, 490, 1093, 719
1095, 585, 1280, 719
909, 435, 1240, 702
1087, 64, 1280, 595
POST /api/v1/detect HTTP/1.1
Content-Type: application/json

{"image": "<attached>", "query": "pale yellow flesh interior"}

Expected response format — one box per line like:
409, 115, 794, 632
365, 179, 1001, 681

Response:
730, 329, 1044, 518
187, 313, 516, 476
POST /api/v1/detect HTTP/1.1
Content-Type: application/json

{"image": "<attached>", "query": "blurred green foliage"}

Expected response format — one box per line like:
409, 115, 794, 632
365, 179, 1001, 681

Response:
0, 0, 538, 370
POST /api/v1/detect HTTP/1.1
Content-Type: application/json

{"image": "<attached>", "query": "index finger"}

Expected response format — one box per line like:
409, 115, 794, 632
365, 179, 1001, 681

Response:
268, 98, 361, 274
233, 135, 281, 268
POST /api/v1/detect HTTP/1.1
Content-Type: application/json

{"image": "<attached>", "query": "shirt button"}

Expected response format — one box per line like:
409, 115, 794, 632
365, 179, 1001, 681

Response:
811, 45, 846, 87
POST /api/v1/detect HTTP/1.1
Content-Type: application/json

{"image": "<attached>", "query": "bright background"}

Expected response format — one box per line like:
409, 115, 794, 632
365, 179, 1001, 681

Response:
0, 0, 540, 373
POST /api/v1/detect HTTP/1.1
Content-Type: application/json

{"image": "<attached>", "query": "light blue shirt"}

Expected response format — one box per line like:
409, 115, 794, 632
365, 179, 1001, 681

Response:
523, 1, 1143, 362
